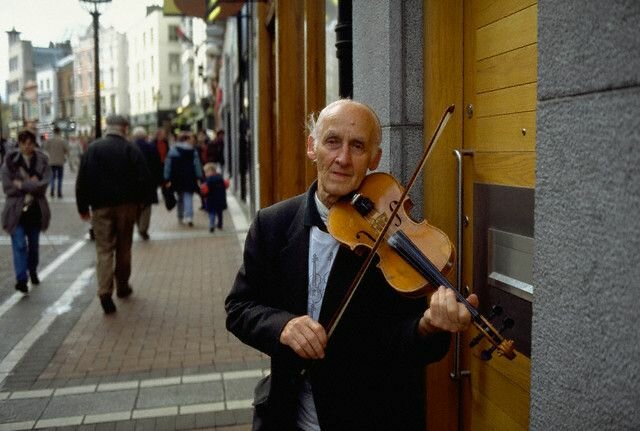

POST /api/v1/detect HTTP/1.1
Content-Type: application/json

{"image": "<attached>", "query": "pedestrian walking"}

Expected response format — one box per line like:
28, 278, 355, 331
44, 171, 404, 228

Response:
225, 99, 478, 430
201, 162, 227, 232
42, 126, 69, 198
195, 129, 209, 210
1, 129, 51, 293
163, 128, 203, 227
75, 115, 151, 314
207, 129, 225, 171
132, 126, 163, 241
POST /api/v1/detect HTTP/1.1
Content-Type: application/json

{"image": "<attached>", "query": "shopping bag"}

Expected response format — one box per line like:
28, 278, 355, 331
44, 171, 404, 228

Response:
200, 183, 209, 196
161, 185, 177, 211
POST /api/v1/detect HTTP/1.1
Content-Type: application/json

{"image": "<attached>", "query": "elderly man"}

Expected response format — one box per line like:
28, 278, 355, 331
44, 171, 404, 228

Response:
43, 126, 69, 198
75, 115, 151, 314
225, 99, 479, 430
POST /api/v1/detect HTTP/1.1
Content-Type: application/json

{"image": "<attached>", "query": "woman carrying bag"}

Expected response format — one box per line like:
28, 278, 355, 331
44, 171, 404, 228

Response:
1, 129, 52, 293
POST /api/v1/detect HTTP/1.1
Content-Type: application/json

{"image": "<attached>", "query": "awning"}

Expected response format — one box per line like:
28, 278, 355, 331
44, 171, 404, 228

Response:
163, 0, 246, 20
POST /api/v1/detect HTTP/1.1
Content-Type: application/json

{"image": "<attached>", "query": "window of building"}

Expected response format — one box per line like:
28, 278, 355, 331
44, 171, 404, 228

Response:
169, 53, 180, 74
169, 25, 178, 41
9, 56, 18, 71
110, 94, 116, 114
170, 84, 180, 105
46, 79, 50, 91
150, 28, 154, 44
39, 80, 44, 91
8, 80, 19, 94
101, 96, 106, 115
151, 56, 155, 75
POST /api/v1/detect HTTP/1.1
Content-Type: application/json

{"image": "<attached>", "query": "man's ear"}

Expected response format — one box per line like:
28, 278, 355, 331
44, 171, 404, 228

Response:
369, 147, 382, 170
306, 135, 317, 162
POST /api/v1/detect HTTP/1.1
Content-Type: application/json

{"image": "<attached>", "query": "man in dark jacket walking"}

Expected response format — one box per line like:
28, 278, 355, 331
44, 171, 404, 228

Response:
75, 115, 151, 314
132, 126, 162, 240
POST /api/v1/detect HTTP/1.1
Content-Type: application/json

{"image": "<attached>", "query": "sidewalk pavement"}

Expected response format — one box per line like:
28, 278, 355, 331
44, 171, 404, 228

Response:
0, 191, 268, 430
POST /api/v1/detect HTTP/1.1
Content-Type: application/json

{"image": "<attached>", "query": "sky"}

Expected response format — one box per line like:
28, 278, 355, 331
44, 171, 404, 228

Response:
0, 0, 162, 99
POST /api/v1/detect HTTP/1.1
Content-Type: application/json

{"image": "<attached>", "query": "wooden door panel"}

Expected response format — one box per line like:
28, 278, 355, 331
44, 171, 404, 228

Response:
475, 83, 537, 117
476, 5, 537, 60
472, 0, 536, 27
472, 152, 536, 188
475, 112, 536, 152
476, 44, 537, 92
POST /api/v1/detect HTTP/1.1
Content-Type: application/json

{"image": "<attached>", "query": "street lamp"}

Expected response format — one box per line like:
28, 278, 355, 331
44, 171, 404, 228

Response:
79, 0, 111, 139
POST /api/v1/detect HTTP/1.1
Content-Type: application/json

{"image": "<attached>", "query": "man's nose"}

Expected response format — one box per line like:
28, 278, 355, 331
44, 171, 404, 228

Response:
334, 143, 352, 165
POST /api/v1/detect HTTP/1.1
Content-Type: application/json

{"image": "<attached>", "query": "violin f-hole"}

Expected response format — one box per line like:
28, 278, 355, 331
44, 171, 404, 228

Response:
388, 201, 402, 227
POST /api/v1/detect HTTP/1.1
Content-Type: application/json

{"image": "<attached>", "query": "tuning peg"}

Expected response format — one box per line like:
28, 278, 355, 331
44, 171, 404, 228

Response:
469, 305, 504, 347
480, 317, 515, 361
501, 317, 514, 331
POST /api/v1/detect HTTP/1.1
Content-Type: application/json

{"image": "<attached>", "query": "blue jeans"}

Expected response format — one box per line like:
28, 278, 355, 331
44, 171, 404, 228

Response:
208, 209, 223, 229
50, 165, 64, 196
10, 223, 40, 282
177, 192, 194, 222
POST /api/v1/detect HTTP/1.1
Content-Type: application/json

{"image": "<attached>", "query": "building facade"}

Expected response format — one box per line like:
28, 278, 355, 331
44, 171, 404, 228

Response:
100, 27, 128, 120
5, 29, 71, 137
73, 26, 97, 137
36, 66, 57, 137
127, 5, 182, 132
55, 55, 75, 136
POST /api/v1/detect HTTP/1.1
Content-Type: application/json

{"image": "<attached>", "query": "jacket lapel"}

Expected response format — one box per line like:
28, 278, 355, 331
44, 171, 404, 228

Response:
279, 202, 311, 316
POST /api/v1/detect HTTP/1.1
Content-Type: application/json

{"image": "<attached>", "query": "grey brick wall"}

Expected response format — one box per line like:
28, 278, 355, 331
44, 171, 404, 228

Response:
532, 1, 640, 429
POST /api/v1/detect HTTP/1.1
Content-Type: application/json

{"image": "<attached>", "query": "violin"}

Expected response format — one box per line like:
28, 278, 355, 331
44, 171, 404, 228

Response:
325, 106, 516, 361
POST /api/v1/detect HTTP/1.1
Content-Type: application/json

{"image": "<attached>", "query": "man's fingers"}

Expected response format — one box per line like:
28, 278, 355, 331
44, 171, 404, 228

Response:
281, 316, 327, 359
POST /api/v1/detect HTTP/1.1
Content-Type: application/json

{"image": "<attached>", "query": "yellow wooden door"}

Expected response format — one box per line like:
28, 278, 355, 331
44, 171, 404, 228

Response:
461, 1, 536, 429
424, 1, 536, 429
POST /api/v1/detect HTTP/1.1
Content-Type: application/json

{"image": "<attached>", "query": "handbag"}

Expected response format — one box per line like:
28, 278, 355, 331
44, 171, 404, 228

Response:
199, 182, 209, 196
161, 185, 177, 211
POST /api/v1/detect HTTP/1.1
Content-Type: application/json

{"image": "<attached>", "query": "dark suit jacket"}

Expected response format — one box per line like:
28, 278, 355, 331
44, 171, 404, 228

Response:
225, 183, 451, 430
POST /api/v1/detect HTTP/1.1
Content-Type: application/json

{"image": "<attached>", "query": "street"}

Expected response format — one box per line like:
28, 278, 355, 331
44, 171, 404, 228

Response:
0, 168, 266, 430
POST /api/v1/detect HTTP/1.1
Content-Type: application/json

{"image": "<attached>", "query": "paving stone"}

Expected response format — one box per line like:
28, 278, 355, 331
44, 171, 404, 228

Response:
0, 398, 49, 423
40, 390, 137, 419
194, 412, 217, 429
137, 382, 223, 410
174, 414, 195, 431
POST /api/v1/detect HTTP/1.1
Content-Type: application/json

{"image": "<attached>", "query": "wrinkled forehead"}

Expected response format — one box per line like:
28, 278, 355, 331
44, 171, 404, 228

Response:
318, 102, 379, 140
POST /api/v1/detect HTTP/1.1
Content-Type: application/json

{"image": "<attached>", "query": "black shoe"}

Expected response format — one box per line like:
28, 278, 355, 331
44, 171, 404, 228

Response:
116, 285, 133, 298
188, 222, 193, 227
15, 280, 28, 293
209, 227, 215, 233
217, 225, 223, 230
100, 295, 116, 314
29, 272, 40, 285
58, 194, 63, 199
140, 232, 150, 241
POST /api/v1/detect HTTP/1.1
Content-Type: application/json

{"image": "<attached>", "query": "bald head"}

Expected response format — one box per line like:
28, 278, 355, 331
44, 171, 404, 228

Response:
309, 99, 382, 151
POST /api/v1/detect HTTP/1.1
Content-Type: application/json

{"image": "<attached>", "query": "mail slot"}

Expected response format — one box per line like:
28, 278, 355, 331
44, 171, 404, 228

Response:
487, 228, 534, 302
